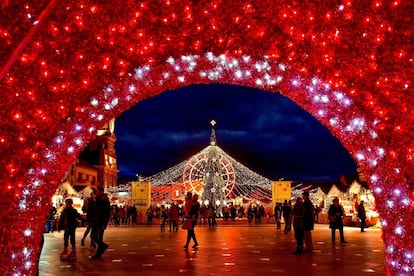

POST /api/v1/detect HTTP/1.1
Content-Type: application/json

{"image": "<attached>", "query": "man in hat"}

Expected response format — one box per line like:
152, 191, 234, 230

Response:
302, 191, 314, 252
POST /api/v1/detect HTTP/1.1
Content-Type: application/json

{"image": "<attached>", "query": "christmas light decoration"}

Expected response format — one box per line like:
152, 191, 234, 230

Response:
0, 0, 412, 274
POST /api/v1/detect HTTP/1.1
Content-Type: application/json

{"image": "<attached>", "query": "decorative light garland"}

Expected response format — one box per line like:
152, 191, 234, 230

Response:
0, 0, 412, 274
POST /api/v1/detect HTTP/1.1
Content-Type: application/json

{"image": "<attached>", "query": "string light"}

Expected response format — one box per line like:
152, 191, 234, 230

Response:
0, 0, 412, 274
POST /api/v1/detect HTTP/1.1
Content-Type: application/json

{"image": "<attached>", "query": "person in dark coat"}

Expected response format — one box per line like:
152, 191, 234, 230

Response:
302, 191, 314, 252
81, 190, 96, 248
328, 197, 347, 244
90, 186, 111, 259
291, 197, 305, 254
59, 198, 85, 259
281, 200, 292, 234
274, 203, 282, 229
357, 200, 367, 232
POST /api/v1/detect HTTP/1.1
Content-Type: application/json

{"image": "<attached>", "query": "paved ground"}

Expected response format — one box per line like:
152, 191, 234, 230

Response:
38, 222, 385, 276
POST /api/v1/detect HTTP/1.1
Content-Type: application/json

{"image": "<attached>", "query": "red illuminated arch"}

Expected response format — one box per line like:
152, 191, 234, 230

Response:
0, 1, 412, 274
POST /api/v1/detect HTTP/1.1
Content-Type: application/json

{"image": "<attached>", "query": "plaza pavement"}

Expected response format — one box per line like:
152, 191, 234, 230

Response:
38, 221, 385, 276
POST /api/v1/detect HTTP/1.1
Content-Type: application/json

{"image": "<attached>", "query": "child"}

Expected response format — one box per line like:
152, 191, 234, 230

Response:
59, 198, 84, 260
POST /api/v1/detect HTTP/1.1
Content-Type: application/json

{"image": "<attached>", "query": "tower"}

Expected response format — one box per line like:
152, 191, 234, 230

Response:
201, 120, 227, 209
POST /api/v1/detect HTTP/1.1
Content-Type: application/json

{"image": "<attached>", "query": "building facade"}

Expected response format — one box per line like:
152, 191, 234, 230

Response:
65, 118, 119, 191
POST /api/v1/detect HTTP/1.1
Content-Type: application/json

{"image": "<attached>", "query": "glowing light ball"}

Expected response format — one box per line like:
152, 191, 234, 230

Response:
0, 0, 413, 274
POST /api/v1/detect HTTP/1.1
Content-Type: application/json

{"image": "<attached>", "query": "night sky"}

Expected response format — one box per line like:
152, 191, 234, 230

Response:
114, 84, 357, 182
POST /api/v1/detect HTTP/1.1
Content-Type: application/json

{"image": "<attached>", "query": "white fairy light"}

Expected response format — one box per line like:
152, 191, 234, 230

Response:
90, 98, 98, 106
23, 229, 32, 237
374, 187, 382, 194
128, 84, 136, 93
393, 189, 401, 196
291, 79, 300, 87
255, 62, 263, 72
206, 52, 214, 61
369, 130, 378, 138
321, 95, 329, 103
67, 146, 75, 153
166, 56, 175, 64
401, 198, 410, 206
356, 153, 365, 160
395, 226, 403, 235
54, 136, 63, 144
242, 55, 251, 63
235, 70, 242, 79
19, 200, 26, 210
74, 138, 82, 146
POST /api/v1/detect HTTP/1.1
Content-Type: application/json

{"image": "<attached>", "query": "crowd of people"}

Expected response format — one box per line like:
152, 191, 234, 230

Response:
50, 188, 368, 263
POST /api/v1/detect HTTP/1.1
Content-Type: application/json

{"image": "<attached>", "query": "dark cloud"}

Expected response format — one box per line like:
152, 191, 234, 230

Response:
115, 84, 357, 181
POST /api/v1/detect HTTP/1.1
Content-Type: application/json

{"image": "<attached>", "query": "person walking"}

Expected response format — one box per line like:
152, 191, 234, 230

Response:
130, 204, 138, 225
274, 203, 282, 229
291, 197, 305, 254
90, 186, 111, 259
328, 197, 347, 244
59, 198, 85, 260
184, 194, 200, 249
168, 203, 179, 232
207, 203, 217, 228
282, 200, 292, 234
302, 191, 314, 252
45, 205, 57, 233
81, 191, 96, 248
160, 205, 167, 232
357, 200, 367, 232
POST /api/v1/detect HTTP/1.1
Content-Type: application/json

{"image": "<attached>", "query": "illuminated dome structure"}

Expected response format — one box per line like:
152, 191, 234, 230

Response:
144, 120, 273, 207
